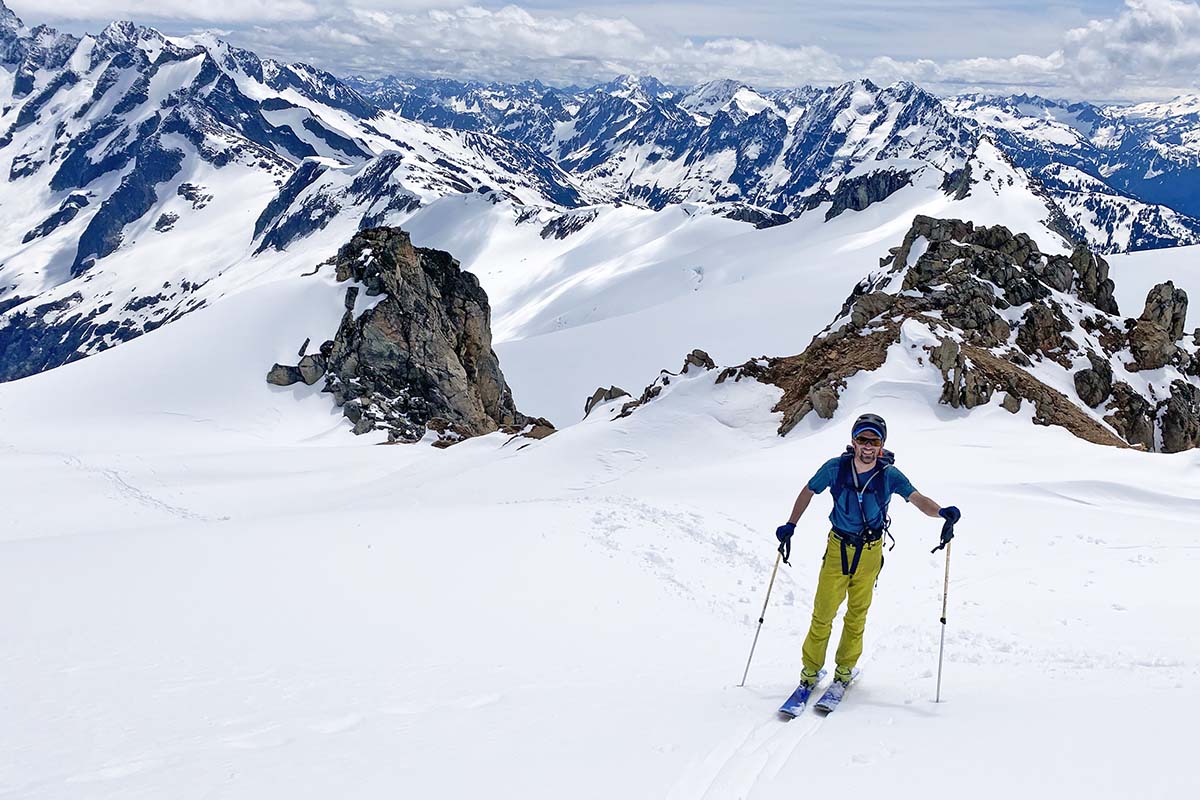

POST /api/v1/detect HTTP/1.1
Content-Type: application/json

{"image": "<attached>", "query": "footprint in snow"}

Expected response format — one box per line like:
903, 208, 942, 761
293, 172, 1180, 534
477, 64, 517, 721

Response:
308, 713, 364, 734
67, 759, 161, 783
222, 724, 291, 750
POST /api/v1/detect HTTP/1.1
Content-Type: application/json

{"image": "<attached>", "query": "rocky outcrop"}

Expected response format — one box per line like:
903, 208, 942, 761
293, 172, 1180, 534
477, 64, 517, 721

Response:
1073, 353, 1113, 408
1105, 382, 1156, 450
1161, 381, 1200, 453
1140, 281, 1188, 341
540, 209, 599, 239
632, 215, 1200, 452
719, 205, 791, 229
267, 363, 303, 386
584, 386, 630, 417
267, 227, 550, 445
615, 350, 718, 419
1128, 282, 1189, 372
1068, 246, 1119, 315
821, 169, 915, 221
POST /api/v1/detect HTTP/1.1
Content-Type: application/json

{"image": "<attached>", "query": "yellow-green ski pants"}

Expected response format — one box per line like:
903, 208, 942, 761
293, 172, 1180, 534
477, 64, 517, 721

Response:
801, 532, 884, 681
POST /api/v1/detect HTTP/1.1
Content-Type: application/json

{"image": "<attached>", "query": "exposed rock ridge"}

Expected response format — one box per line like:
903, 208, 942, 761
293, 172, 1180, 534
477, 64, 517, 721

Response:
268, 227, 552, 445
614, 215, 1200, 453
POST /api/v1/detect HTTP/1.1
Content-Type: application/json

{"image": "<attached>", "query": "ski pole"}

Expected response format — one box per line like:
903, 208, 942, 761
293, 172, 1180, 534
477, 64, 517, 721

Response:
739, 548, 784, 687
934, 541, 952, 702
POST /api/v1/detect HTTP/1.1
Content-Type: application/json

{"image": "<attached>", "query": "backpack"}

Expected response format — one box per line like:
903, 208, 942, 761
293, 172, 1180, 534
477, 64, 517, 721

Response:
830, 448, 897, 578
830, 446, 896, 576
832, 445, 896, 536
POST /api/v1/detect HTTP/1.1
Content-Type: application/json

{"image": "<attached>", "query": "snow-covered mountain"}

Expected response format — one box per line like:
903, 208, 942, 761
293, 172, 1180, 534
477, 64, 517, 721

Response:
4, 0, 1200, 389
352, 74, 978, 216
0, 3, 587, 382
353, 75, 1200, 245
949, 93, 1200, 249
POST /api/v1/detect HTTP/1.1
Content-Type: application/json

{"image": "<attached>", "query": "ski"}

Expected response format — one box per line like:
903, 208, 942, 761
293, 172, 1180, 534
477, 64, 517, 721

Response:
777, 670, 826, 719
813, 668, 860, 714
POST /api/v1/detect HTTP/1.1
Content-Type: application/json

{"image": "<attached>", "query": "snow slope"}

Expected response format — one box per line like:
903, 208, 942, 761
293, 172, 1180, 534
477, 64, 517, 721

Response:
2, 183, 1198, 799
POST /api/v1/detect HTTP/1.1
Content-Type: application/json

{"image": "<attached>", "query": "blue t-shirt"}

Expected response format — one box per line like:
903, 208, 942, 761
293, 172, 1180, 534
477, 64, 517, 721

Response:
807, 457, 917, 533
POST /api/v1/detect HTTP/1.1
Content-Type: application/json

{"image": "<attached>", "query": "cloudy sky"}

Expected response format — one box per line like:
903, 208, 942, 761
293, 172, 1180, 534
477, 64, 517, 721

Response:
9, 0, 1200, 102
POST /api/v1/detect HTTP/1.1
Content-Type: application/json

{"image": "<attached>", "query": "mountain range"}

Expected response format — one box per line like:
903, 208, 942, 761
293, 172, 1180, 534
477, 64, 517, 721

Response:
2, 0, 1200, 386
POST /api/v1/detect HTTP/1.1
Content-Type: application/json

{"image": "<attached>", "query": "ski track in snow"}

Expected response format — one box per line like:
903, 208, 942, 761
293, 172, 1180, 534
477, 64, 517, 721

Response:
60, 454, 224, 524
667, 713, 825, 800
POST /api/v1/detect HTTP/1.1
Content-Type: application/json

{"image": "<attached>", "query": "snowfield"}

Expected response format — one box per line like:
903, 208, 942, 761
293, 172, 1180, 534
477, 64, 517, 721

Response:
2, 194, 1199, 798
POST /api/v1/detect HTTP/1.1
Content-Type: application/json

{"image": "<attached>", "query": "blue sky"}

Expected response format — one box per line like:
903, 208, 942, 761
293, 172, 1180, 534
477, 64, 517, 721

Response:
9, 1, 1199, 101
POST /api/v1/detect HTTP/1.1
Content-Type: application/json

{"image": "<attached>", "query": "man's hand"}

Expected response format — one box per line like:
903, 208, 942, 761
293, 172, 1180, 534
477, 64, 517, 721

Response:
776, 522, 795, 565
932, 506, 959, 552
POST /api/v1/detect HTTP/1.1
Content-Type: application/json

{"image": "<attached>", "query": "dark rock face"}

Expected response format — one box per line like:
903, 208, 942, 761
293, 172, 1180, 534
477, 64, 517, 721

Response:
1106, 383, 1155, 450
1161, 381, 1200, 453
584, 385, 630, 417
154, 212, 179, 232
707, 214, 1199, 452
268, 227, 538, 444
719, 205, 791, 229
1073, 353, 1113, 408
72, 140, 185, 275
1068, 246, 1119, 315
1128, 319, 1177, 371
1128, 281, 1189, 371
267, 364, 302, 386
1016, 303, 1073, 365
0, 292, 119, 381
297, 354, 326, 386
1140, 281, 1188, 342
540, 209, 599, 240
21, 193, 88, 243
822, 169, 914, 221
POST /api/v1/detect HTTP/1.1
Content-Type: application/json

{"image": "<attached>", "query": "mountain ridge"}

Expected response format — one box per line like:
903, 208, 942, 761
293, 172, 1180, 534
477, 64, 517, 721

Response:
2, 0, 1200, 386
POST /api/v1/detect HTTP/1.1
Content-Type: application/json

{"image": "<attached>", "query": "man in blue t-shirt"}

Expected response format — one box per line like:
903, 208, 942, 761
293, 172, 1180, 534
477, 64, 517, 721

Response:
774, 413, 960, 699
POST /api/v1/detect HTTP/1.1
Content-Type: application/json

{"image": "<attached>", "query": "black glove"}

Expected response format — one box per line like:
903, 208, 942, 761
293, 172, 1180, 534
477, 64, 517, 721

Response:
776, 522, 795, 565
932, 507, 959, 553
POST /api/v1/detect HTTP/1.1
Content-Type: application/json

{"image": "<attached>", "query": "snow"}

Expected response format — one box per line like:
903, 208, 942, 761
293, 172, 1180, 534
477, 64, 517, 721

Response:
1108, 243, 1200, 318
2, 260, 1199, 797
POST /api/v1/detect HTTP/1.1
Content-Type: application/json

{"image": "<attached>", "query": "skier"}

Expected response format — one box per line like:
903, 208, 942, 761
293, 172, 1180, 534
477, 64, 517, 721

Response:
775, 412, 960, 709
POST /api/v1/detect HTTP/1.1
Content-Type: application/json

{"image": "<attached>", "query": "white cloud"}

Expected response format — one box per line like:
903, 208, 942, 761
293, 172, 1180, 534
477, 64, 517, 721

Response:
1061, 0, 1200, 96
12, 0, 1200, 101
868, 0, 1200, 99
8, 0, 325, 24
226, 4, 848, 88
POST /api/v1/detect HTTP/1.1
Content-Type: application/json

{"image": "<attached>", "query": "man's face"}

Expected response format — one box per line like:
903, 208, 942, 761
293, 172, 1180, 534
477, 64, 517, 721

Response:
852, 432, 883, 464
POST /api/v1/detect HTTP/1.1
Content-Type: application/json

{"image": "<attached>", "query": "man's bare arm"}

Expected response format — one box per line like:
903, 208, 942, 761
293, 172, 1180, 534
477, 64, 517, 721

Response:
787, 486, 816, 524
908, 491, 943, 518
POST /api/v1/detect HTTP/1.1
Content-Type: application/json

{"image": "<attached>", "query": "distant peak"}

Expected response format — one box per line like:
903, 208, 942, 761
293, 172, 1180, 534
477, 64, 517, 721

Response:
602, 73, 670, 101
98, 19, 163, 47
1, 0, 23, 35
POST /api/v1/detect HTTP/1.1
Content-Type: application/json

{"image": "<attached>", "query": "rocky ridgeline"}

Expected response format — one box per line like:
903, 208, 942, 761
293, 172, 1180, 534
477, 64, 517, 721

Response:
268, 227, 553, 445
600, 215, 1200, 452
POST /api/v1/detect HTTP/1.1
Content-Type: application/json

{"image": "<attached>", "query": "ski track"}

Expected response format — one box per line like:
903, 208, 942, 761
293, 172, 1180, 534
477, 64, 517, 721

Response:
61, 455, 223, 523
668, 687, 836, 800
